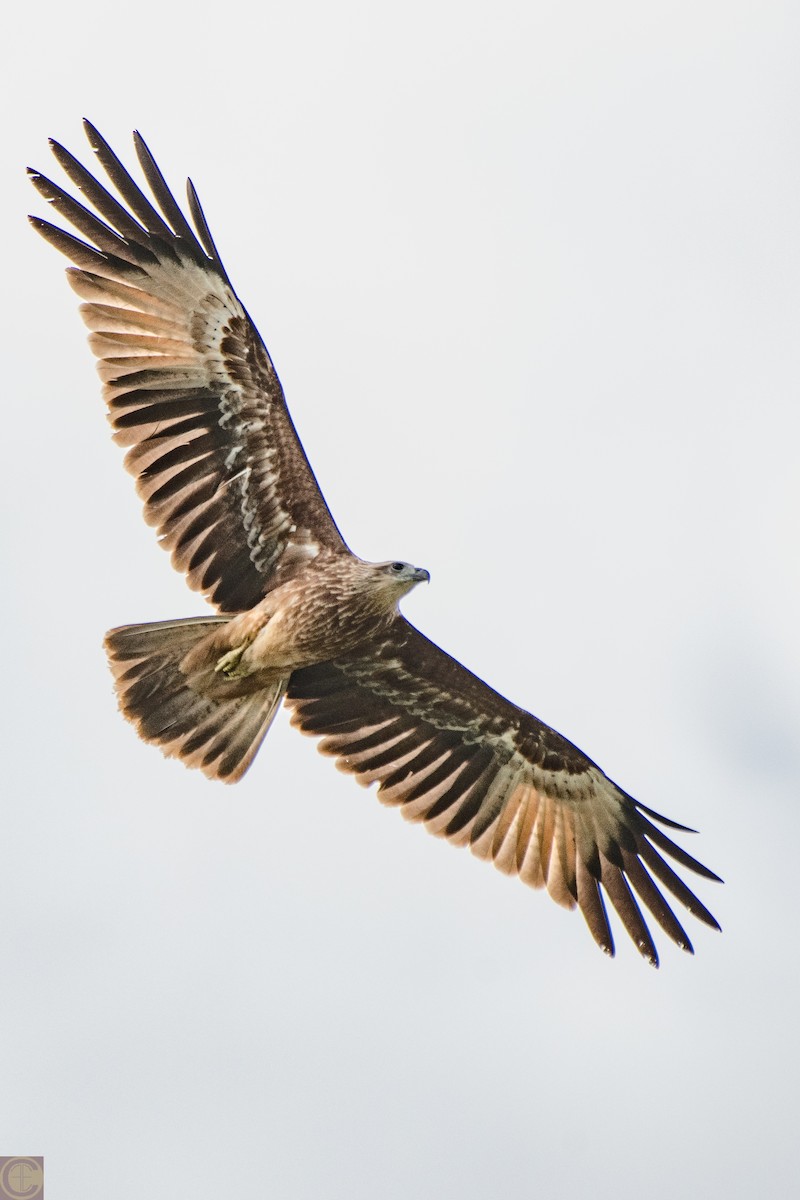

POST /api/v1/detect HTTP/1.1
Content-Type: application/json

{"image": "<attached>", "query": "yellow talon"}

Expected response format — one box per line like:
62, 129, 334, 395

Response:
215, 646, 246, 677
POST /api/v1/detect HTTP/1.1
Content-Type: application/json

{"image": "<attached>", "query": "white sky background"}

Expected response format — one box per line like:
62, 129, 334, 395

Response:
2, 2, 799, 1196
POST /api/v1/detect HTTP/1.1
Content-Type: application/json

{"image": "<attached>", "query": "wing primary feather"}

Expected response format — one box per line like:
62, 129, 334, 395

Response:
468, 767, 521, 845
28, 170, 147, 263
531, 794, 555, 878
83, 120, 178, 245
49, 138, 155, 246
553, 805, 578, 902
598, 855, 659, 966
621, 851, 694, 953
574, 810, 603, 880
634, 799, 698, 833
576, 855, 615, 957
66, 266, 179, 314
638, 841, 721, 931
515, 792, 544, 884
28, 215, 134, 276
133, 130, 203, 250
488, 776, 527, 865
186, 178, 233, 285
637, 815, 723, 881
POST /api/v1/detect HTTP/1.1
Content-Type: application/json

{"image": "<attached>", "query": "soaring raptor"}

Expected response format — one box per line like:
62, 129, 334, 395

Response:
29, 122, 720, 965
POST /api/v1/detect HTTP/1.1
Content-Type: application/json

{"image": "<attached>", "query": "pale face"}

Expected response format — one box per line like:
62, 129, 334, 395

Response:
367, 559, 431, 601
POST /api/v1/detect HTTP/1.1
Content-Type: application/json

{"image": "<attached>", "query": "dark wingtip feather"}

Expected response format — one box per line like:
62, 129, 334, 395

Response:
48, 138, 77, 170
639, 840, 722, 931
132, 130, 198, 247
83, 119, 125, 165
186, 177, 232, 285
639, 816, 724, 883
635, 800, 697, 834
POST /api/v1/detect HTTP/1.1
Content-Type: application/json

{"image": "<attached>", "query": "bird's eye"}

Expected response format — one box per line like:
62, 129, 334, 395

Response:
391, 562, 404, 572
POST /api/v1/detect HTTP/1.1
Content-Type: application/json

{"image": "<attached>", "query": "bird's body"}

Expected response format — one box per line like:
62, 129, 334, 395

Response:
29, 123, 721, 964
179, 556, 430, 697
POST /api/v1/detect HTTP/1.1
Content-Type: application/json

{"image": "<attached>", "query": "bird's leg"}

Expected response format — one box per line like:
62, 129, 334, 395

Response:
215, 645, 248, 678
210, 603, 276, 678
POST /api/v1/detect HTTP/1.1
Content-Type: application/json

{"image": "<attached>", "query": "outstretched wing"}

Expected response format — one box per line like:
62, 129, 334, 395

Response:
29, 121, 346, 613
286, 619, 721, 965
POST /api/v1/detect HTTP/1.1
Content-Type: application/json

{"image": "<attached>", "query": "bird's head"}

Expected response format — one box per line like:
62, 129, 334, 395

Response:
362, 559, 430, 605
385, 560, 430, 587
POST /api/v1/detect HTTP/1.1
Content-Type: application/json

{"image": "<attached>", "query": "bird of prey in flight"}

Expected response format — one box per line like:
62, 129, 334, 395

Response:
29, 122, 721, 965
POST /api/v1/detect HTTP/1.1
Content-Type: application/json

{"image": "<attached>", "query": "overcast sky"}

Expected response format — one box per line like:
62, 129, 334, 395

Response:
2, 3, 799, 1197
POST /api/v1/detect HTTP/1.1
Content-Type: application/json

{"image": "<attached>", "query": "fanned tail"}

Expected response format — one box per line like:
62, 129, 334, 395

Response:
105, 617, 286, 782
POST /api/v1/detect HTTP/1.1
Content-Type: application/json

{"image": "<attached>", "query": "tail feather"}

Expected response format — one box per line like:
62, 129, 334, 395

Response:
105, 617, 285, 782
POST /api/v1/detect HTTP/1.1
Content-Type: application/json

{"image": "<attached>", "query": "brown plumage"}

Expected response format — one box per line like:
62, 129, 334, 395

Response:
30, 122, 721, 965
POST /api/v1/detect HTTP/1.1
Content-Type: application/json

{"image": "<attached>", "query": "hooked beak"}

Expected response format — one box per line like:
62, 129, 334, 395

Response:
412, 567, 431, 584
